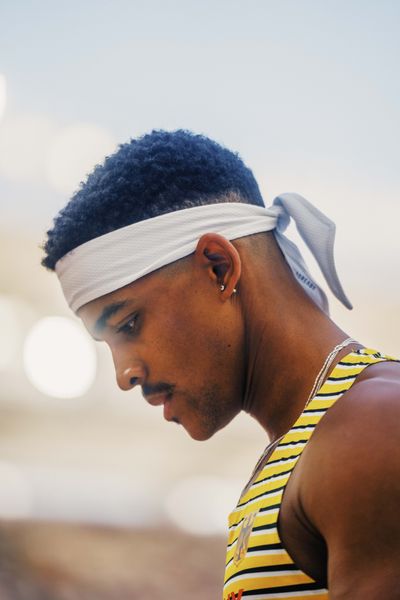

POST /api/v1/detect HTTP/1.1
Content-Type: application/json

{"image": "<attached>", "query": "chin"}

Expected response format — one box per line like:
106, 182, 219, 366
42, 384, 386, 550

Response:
186, 429, 214, 442
181, 401, 239, 441
185, 418, 230, 442
184, 424, 216, 442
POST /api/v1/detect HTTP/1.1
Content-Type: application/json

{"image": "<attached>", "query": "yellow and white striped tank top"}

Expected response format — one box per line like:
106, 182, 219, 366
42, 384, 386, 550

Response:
223, 347, 398, 600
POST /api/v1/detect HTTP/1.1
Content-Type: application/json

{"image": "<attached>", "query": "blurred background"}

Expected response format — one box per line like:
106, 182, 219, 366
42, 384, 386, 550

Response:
0, 1, 399, 597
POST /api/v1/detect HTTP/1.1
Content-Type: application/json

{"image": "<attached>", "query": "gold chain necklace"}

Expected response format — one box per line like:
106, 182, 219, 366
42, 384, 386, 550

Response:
243, 337, 356, 492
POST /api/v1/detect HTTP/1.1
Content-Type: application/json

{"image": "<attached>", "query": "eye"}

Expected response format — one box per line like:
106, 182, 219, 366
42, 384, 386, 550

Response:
117, 314, 138, 336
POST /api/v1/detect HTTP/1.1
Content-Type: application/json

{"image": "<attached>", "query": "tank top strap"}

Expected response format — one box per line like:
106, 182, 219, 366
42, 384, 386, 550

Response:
273, 346, 398, 453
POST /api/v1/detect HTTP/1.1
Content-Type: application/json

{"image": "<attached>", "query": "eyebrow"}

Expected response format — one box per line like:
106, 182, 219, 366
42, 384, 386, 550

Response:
94, 300, 128, 335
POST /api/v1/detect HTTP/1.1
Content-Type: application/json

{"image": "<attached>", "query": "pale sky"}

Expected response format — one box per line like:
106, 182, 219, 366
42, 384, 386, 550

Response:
1, 0, 399, 225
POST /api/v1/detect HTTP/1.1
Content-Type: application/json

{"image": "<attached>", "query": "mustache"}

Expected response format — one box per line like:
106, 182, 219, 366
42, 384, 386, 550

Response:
142, 382, 174, 397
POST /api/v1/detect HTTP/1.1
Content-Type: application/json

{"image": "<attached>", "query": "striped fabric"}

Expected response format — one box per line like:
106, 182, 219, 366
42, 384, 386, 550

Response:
223, 347, 398, 600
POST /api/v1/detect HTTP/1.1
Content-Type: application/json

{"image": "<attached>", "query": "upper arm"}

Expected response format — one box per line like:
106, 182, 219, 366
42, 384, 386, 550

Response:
300, 375, 400, 599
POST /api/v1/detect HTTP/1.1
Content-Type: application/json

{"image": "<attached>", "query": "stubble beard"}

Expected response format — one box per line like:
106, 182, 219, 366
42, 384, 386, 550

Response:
185, 383, 240, 441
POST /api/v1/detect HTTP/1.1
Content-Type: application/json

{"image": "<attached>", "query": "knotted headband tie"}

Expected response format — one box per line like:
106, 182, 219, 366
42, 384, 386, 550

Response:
55, 193, 352, 314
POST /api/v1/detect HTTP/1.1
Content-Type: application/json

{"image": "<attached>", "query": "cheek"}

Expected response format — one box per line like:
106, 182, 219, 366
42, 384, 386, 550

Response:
141, 279, 244, 382
154, 304, 242, 381
141, 307, 205, 375
154, 313, 204, 364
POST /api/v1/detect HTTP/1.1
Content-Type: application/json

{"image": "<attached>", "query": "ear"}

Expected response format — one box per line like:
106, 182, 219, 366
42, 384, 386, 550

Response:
194, 233, 241, 299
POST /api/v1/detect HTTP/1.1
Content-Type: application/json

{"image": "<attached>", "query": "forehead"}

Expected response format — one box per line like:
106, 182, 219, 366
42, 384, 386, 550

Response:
77, 260, 189, 326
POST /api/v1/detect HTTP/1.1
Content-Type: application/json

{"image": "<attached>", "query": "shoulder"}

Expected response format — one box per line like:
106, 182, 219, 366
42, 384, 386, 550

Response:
301, 359, 400, 508
309, 358, 400, 457
299, 359, 400, 596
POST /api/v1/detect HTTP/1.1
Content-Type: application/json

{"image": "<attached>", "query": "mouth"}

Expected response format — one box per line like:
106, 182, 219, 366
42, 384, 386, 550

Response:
144, 390, 177, 423
144, 392, 170, 407
163, 397, 175, 422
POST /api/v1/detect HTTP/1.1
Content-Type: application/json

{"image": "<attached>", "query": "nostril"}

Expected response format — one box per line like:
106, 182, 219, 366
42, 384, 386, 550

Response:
130, 376, 139, 386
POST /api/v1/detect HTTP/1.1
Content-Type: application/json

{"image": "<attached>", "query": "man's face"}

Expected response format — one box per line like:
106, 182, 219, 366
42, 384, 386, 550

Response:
78, 256, 245, 441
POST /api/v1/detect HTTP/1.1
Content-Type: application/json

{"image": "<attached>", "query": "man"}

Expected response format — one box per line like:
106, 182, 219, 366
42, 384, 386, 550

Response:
42, 130, 400, 599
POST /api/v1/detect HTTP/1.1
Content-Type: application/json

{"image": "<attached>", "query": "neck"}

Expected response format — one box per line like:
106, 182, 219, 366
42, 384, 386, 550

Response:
237, 239, 358, 442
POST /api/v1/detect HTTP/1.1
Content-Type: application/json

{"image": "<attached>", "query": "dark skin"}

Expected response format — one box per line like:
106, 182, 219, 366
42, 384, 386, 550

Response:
79, 231, 400, 598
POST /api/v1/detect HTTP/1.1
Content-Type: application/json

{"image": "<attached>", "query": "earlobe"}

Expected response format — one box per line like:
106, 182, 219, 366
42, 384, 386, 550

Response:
195, 233, 241, 299
220, 284, 237, 294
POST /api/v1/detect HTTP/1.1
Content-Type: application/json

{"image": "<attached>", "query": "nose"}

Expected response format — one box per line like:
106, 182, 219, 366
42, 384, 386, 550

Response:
116, 365, 144, 391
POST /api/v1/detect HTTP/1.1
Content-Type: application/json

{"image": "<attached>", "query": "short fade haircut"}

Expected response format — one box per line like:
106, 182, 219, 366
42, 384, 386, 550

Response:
42, 129, 264, 270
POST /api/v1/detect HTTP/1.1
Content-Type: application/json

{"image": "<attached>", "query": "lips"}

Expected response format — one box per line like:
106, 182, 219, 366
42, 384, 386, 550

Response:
163, 398, 174, 422
144, 391, 175, 422
144, 392, 170, 407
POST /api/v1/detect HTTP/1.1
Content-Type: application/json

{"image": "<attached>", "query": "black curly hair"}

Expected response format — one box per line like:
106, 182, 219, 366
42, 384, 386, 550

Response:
42, 129, 264, 270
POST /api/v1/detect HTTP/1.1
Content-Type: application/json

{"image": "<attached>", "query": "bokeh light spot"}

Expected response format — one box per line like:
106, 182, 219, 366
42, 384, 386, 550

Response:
23, 316, 97, 399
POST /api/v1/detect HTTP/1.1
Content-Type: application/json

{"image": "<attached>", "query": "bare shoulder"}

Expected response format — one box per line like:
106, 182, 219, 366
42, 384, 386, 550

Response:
299, 359, 400, 596
301, 359, 400, 509
307, 358, 400, 460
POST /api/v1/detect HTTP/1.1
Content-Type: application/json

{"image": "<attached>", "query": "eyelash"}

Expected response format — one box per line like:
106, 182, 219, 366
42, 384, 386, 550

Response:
117, 314, 138, 336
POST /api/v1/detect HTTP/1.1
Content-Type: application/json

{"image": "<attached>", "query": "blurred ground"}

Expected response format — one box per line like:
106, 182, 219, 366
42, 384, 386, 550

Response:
0, 521, 226, 599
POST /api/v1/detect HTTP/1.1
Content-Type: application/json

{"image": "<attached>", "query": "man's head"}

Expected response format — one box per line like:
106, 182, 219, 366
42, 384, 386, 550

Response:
42, 129, 264, 270
42, 130, 265, 440
42, 129, 351, 440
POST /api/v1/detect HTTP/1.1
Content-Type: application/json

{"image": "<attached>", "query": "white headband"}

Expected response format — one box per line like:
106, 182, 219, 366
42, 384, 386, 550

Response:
55, 193, 352, 314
